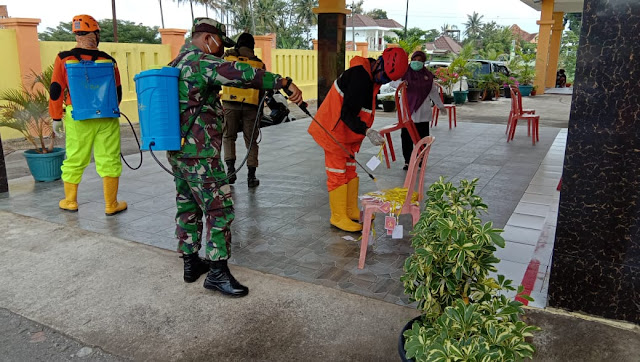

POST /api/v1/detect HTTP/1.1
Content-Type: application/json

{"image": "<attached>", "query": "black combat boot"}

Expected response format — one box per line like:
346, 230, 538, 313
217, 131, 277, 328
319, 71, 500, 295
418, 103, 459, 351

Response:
226, 159, 237, 184
181, 253, 209, 283
203, 260, 249, 297
247, 167, 260, 188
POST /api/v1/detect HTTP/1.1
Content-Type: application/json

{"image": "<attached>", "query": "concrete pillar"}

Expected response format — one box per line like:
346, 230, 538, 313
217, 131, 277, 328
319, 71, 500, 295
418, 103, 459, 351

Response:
159, 28, 187, 60
312, 39, 318, 50
313, 0, 350, 106
381, 30, 385, 50
533, 0, 554, 94
549, 0, 640, 324
0, 133, 7, 193
546, 12, 564, 88
0, 18, 42, 89
356, 42, 368, 57
254, 33, 276, 71
375, 29, 379, 51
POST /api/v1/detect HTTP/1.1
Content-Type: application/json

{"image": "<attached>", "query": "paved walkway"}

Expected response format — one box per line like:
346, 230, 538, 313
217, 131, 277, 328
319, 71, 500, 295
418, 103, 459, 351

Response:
1, 116, 560, 306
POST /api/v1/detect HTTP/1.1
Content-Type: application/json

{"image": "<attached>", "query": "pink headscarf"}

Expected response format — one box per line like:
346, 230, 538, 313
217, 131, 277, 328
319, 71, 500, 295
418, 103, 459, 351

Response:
402, 51, 434, 114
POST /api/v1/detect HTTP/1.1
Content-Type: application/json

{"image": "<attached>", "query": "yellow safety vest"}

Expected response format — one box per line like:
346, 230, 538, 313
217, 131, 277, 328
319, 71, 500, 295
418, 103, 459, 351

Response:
221, 55, 264, 106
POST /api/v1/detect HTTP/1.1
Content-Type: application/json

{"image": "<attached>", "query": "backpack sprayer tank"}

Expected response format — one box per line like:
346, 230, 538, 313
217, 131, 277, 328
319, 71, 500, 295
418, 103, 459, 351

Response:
65, 59, 120, 120
133, 67, 181, 151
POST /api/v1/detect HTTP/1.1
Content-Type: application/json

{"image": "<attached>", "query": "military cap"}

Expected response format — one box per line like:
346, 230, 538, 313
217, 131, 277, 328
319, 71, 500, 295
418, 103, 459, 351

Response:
192, 17, 235, 48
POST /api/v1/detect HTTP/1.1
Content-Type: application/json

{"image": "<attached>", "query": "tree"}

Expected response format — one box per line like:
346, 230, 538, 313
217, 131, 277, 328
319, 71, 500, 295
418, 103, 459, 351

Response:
39, 20, 161, 44
464, 12, 484, 39
365, 8, 387, 20
423, 29, 439, 43
559, 13, 581, 81
440, 23, 458, 34
348, 0, 364, 14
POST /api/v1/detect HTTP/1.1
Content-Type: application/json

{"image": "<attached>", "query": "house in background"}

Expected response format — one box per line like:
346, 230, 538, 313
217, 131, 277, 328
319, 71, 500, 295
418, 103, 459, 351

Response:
424, 35, 462, 60
511, 24, 538, 44
309, 14, 401, 51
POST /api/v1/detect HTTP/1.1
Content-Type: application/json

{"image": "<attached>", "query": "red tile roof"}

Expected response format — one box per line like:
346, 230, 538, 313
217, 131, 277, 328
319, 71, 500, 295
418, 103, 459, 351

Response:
510, 24, 538, 43
433, 35, 462, 54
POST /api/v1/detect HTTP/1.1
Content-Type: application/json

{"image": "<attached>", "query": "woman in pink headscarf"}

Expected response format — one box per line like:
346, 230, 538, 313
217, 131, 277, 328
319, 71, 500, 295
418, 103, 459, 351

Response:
400, 51, 446, 170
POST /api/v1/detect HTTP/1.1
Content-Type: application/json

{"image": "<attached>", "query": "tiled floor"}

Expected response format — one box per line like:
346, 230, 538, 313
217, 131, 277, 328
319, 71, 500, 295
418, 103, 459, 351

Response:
492, 130, 566, 304
0, 116, 562, 306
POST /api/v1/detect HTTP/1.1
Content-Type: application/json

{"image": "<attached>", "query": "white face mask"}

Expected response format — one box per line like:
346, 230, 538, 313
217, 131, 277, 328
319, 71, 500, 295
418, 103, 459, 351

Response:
205, 43, 212, 54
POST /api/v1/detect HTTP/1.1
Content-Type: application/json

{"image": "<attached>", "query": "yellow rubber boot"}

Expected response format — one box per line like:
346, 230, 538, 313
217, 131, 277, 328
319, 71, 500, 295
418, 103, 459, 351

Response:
103, 176, 128, 216
329, 184, 363, 232
59, 182, 79, 212
346, 177, 361, 221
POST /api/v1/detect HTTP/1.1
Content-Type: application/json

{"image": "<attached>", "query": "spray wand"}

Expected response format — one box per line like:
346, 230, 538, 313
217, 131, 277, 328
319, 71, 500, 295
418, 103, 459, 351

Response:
284, 91, 378, 183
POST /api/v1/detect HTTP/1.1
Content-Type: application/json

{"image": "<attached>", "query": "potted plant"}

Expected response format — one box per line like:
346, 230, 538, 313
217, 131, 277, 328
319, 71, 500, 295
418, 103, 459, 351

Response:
466, 79, 482, 102
434, 67, 458, 104
500, 75, 520, 98
478, 74, 501, 101
0, 66, 65, 182
530, 85, 538, 96
448, 46, 478, 105
380, 94, 396, 112
399, 178, 540, 361
514, 51, 536, 96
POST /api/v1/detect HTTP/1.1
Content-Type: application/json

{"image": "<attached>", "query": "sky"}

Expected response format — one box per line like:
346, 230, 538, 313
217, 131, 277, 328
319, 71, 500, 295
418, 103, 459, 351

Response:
4, 0, 542, 36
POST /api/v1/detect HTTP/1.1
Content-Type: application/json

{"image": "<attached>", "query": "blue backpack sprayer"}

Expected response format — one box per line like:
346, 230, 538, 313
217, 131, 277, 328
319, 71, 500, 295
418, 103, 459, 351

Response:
65, 59, 143, 170
133, 66, 269, 185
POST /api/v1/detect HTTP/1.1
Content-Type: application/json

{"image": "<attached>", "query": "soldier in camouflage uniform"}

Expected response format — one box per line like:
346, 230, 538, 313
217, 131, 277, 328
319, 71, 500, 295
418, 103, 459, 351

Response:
168, 18, 303, 297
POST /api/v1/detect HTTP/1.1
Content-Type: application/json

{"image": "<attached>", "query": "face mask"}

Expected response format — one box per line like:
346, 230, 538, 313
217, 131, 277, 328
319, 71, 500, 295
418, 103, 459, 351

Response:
373, 58, 391, 84
410, 60, 424, 71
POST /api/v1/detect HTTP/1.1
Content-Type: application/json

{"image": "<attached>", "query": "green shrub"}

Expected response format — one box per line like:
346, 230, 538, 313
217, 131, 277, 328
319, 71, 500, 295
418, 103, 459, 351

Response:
401, 178, 540, 361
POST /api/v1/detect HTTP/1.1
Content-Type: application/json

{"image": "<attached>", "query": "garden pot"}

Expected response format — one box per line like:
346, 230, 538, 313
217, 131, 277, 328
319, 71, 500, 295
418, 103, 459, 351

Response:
518, 85, 534, 96
382, 100, 396, 112
504, 86, 511, 98
530, 89, 537, 96
23, 147, 65, 182
481, 89, 495, 101
467, 89, 481, 102
398, 315, 422, 362
499, 87, 506, 97
453, 90, 468, 105
443, 94, 454, 104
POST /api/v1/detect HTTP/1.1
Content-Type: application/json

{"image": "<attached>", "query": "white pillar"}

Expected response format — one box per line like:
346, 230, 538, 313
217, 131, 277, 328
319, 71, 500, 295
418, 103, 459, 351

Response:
381, 30, 385, 50
375, 29, 379, 51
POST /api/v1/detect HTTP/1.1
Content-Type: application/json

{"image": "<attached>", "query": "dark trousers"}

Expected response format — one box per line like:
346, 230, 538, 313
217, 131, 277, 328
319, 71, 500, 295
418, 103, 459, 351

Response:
401, 122, 430, 165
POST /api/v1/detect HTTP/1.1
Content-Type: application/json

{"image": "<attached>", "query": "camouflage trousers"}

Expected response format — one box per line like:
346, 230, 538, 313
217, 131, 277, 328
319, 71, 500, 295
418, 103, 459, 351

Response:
167, 154, 234, 261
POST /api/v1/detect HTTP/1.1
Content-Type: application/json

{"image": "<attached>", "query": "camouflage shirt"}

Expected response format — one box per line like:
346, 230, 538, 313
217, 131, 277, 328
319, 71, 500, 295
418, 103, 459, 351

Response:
169, 43, 283, 158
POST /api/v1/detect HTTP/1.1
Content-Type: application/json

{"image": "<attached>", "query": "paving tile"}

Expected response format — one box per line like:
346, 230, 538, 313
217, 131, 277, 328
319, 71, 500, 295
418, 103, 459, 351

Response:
520, 192, 555, 205
506, 213, 546, 230
514, 202, 551, 217
501, 226, 542, 246
495, 241, 536, 264
491, 259, 528, 287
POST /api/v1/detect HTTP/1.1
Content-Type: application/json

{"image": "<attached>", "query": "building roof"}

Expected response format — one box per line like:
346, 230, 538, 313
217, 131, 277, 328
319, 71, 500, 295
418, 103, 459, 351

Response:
510, 24, 538, 43
346, 14, 403, 29
433, 35, 462, 54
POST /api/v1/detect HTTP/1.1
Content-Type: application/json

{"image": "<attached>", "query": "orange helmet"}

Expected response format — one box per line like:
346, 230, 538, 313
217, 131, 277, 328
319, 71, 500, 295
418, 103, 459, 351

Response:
382, 48, 409, 81
72, 15, 100, 33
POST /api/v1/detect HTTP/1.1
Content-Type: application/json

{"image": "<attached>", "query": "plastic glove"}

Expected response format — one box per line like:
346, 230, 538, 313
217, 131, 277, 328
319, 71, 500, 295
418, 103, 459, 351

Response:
366, 128, 385, 146
53, 120, 64, 137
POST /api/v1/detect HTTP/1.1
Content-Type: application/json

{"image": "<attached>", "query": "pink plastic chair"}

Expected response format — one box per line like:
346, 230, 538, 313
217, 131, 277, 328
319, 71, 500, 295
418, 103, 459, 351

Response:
431, 84, 457, 129
379, 81, 421, 169
358, 136, 435, 269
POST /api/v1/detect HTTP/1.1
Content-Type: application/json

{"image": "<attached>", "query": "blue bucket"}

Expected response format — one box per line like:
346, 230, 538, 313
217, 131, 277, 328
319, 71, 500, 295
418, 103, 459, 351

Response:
65, 60, 120, 120
134, 67, 181, 151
